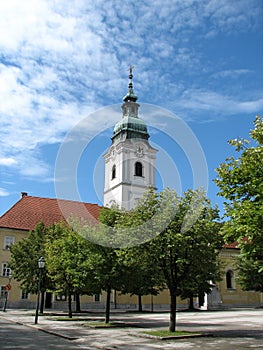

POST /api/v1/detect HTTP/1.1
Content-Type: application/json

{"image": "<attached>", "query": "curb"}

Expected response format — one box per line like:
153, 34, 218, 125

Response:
136, 332, 211, 340
1, 316, 78, 340
35, 326, 78, 340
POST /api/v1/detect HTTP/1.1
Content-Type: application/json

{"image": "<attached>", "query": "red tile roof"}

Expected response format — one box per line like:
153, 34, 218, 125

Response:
0, 194, 241, 250
0, 195, 102, 231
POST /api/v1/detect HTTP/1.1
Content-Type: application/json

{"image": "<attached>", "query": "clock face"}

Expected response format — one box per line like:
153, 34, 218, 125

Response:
111, 149, 116, 160
135, 145, 144, 157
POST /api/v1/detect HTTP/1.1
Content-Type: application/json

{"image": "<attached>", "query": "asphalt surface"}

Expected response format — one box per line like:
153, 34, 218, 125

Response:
1, 308, 263, 349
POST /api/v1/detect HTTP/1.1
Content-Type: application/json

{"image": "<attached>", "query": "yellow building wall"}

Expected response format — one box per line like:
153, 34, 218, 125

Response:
0, 227, 39, 309
217, 248, 262, 308
70, 289, 187, 312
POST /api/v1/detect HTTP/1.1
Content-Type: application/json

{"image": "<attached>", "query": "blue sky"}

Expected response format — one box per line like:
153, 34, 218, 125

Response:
0, 0, 262, 217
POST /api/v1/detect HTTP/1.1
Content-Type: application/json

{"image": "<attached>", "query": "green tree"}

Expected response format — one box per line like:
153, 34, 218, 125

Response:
114, 193, 165, 311
89, 207, 128, 324
142, 188, 222, 332
178, 220, 223, 309
10, 222, 52, 313
215, 115, 263, 292
45, 222, 99, 317
90, 244, 124, 323
117, 244, 164, 311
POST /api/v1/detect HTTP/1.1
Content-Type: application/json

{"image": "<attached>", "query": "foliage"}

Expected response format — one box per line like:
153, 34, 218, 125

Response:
99, 188, 222, 331
117, 244, 164, 301
143, 188, 223, 332
45, 222, 100, 317
10, 222, 52, 295
215, 115, 263, 292
113, 190, 166, 308
92, 190, 165, 312
86, 207, 129, 323
98, 203, 122, 228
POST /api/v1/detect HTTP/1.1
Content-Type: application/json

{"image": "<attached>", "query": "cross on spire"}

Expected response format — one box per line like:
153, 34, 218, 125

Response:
123, 64, 138, 102
129, 64, 134, 76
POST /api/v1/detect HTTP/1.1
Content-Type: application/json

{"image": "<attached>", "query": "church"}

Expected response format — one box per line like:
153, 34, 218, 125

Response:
104, 66, 157, 211
0, 69, 262, 310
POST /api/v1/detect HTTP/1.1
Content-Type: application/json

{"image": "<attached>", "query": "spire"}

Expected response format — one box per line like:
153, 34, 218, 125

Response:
123, 64, 138, 102
111, 65, 149, 144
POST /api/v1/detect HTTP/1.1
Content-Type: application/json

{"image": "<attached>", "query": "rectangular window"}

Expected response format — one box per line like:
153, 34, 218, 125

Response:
1, 263, 11, 277
4, 236, 15, 250
94, 294, 101, 302
21, 291, 29, 300
1, 286, 6, 298
55, 294, 66, 301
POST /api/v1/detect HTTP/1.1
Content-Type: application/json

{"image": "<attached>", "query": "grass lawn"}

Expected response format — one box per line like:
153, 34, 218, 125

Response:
50, 316, 90, 321
142, 330, 201, 339
83, 321, 129, 328
46, 317, 131, 328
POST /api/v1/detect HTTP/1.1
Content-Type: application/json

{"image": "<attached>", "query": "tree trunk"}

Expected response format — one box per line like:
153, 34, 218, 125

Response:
169, 290, 177, 332
105, 287, 111, 324
138, 294, 142, 312
75, 292, 81, 313
40, 291, 45, 314
114, 289, 117, 309
189, 295, 194, 310
68, 292, 72, 318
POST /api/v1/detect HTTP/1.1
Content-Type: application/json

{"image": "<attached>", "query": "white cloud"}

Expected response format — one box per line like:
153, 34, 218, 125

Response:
212, 69, 253, 79
0, 188, 10, 197
203, 0, 262, 32
0, 1, 48, 51
0, 158, 17, 166
0, 0, 261, 180
178, 89, 263, 116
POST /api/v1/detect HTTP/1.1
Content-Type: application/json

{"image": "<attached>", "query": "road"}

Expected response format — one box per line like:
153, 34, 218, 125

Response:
0, 308, 263, 349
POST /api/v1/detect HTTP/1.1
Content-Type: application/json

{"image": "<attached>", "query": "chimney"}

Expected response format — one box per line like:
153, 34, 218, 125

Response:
21, 192, 28, 197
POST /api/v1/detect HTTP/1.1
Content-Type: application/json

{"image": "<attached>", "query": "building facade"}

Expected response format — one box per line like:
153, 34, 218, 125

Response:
0, 194, 102, 310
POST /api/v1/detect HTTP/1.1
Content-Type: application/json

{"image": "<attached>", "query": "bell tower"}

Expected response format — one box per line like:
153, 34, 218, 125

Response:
103, 66, 157, 210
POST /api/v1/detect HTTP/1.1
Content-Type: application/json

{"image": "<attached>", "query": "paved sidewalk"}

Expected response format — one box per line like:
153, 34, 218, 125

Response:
1, 309, 174, 349
1, 308, 263, 349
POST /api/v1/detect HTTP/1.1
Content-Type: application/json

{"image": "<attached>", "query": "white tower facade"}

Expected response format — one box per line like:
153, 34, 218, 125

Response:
104, 68, 157, 210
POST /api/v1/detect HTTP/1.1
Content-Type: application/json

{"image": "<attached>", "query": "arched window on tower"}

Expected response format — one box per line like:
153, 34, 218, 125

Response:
112, 165, 116, 180
135, 162, 143, 177
226, 270, 234, 289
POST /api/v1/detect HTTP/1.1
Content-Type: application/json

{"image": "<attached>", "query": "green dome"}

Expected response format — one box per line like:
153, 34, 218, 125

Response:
112, 116, 149, 141
123, 90, 138, 102
113, 116, 148, 134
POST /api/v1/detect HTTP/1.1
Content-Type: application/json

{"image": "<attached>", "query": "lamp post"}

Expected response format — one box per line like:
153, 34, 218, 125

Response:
34, 257, 45, 324
2, 273, 12, 312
